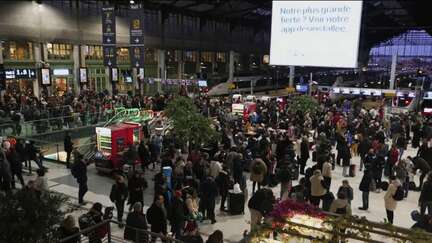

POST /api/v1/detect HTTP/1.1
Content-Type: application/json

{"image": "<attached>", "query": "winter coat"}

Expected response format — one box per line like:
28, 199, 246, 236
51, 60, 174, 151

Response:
169, 197, 186, 225
72, 161, 87, 184
209, 160, 222, 178
215, 170, 231, 195
58, 226, 79, 243
64, 135, 73, 153
419, 180, 432, 203
146, 203, 167, 233
310, 175, 327, 197
250, 159, 267, 183
322, 162, 332, 178
384, 180, 401, 211
128, 176, 147, 205
199, 177, 218, 206
248, 188, 274, 215
330, 199, 352, 215
179, 235, 204, 243
110, 182, 128, 203
300, 141, 310, 160
124, 212, 148, 242
337, 186, 353, 202
359, 171, 372, 192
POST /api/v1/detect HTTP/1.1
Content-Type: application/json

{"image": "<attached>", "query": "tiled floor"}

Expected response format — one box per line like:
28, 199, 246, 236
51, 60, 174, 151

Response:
23, 145, 423, 242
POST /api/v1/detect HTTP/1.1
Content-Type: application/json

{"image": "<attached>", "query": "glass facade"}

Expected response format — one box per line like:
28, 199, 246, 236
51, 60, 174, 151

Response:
117, 48, 130, 62
84, 45, 103, 60
2, 41, 33, 60
47, 43, 72, 60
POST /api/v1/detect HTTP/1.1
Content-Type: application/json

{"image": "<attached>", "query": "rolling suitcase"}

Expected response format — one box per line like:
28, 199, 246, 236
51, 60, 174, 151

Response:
349, 164, 356, 177
228, 192, 245, 215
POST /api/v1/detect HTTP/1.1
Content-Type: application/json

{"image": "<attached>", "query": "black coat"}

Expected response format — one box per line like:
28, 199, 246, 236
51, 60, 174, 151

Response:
215, 171, 231, 195
169, 197, 186, 225
179, 235, 204, 243
72, 161, 87, 184
359, 171, 372, 192
199, 177, 218, 205
64, 135, 73, 153
413, 156, 431, 173
110, 182, 128, 203
248, 188, 274, 215
124, 212, 148, 242
58, 226, 79, 243
300, 141, 309, 160
419, 180, 432, 203
146, 203, 167, 233
128, 176, 147, 205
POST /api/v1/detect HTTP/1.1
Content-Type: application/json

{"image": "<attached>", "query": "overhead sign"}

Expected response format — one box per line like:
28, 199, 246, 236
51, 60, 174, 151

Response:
102, 6, 117, 67
270, 1, 363, 68
4, 68, 37, 79
129, 5, 145, 68
53, 68, 70, 76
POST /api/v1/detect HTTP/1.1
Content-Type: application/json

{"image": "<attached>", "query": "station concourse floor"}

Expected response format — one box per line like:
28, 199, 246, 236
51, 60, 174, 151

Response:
27, 145, 424, 242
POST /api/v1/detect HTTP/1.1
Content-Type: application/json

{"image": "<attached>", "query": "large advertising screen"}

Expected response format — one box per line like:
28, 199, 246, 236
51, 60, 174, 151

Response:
270, 1, 363, 68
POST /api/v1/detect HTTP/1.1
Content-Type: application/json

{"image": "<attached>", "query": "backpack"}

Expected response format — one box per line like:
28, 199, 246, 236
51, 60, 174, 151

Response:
78, 213, 96, 235
393, 185, 404, 201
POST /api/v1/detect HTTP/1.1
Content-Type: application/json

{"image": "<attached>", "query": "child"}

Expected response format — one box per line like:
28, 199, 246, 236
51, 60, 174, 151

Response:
337, 179, 353, 204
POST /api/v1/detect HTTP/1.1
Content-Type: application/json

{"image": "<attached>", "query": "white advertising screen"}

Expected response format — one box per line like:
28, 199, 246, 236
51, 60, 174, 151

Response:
79, 68, 87, 83
41, 68, 51, 85
270, 1, 363, 68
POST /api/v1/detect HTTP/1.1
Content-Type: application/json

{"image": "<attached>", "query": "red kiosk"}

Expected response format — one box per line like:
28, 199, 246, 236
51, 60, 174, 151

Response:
94, 122, 143, 174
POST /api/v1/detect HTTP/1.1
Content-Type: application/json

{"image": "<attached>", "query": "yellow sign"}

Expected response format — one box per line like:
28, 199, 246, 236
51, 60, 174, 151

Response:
286, 87, 296, 93
132, 19, 140, 29
228, 83, 236, 90
384, 92, 396, 97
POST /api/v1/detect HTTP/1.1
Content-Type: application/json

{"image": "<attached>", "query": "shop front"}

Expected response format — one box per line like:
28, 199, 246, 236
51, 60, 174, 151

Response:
3, 68, 37, 95
51, 67, 73, 96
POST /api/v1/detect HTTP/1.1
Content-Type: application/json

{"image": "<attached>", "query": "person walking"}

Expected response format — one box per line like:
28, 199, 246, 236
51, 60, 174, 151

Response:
358, 168, 373, 210
128, 172, 147, 210
169, 190, 186, 238
322, 160, 332, 190
309, 170, 327, 207
340, 140, 352, 177
110, 175, 128, 224
299, 137, 310, 174
71, 153, 89, 205
358, 135, 371, 171
64, 132, 74, 168
384, 175, 402, 224
199, 176, 218, 224
250, 158, 267, 194
146, 194, 168, 243
215, 167, 231, 211
0, 146, 12, 192
419, 173, 432, 216
124, 202, 148, 243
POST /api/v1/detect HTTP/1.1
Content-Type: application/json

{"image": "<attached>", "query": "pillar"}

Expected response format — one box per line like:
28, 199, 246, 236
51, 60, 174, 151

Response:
157, 49, 166, 93
389, 53, 398, 90
177, 56, 184, 79
229, 50, 235, 81
105, 67, 113, 94
72, 45, 80, 95
132, 68, 138, 95
79, 45, 87, 90
289, 65, 295, 88
0, 41, 4, 103
33, 43, 42, 98
41, 43, 52, 96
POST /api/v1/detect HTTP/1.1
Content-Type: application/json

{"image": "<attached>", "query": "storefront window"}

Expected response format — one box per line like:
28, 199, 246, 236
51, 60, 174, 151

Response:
85, 45, 103, 60
184, 51, 198, 62
216, 52, 227, 63
3, 41, 33, 60
144, 48, 157, 64
47, 43, 72, 60
117, 48, 130, 62
201, 52, 214, 63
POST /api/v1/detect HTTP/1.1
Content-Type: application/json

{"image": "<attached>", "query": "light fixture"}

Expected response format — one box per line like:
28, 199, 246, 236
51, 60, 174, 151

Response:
130, 0, 135, 4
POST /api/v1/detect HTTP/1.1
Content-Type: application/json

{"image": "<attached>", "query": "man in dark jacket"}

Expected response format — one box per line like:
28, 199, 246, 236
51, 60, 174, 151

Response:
71, 153, 89, 205
64, 132, 73, 168
215, 168, 231, 211
247, 188, 275, 230
169, 190, 186, 238
299, 137, 309, 174
358, 136, 371, 171
408, 156, 431, 190
199, 176, 218, 224
110, 175, 128, 224
124, 202, 148, 243
419, 174, 432, 215
147, 194, 167, 242
358, 169, 372, 210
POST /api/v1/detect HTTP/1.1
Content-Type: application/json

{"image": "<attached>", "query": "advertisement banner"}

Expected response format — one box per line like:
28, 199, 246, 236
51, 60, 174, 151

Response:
102, 6, 116, 67
129, 5, 145, 68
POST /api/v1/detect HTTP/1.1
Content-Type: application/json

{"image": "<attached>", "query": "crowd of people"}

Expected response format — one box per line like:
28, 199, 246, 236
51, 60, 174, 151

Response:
3, 90, 432, 242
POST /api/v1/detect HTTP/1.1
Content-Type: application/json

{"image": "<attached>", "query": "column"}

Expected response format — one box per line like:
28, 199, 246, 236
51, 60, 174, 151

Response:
177, 55, 184, 79
132, 68, 138, 95
80, 45, 88, 90
72, 45, 80, 95
105, 67, 113, 94
229, 50, 235, 81
196, 51, 201, 76
212, 53, 217, 75
33, 43, 42, 98
289, 65, 295, 88
0, 41, 4, 103
157, 49, 166, 93
389, 53, 398, 90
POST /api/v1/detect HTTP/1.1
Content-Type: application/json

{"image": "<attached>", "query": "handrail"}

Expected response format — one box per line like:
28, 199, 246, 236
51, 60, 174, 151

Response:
58, 219, 184, 243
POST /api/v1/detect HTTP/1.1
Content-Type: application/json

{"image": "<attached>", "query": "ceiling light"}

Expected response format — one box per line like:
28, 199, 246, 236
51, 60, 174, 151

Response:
130, 0, 135, 4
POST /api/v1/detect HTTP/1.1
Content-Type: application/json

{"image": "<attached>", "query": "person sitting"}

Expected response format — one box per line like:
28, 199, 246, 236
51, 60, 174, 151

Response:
58, 215, 79, 243
329, 192, 352, 216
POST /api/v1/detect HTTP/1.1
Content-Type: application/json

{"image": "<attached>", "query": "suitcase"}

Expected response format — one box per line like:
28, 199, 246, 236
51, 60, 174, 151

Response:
228, 192, 245, 215
349, 164, 356, 177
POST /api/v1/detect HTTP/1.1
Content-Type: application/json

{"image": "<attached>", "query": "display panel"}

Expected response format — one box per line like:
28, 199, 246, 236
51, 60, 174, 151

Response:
41, 68, 51, 85
270, 1, 363, 68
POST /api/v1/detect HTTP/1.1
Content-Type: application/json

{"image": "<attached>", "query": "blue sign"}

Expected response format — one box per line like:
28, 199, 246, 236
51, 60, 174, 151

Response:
102, 6, 116, 67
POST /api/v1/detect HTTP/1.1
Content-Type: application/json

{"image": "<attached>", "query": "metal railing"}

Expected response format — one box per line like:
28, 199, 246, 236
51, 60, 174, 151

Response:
59, 220, 184, 243
0, 111, 113, 137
